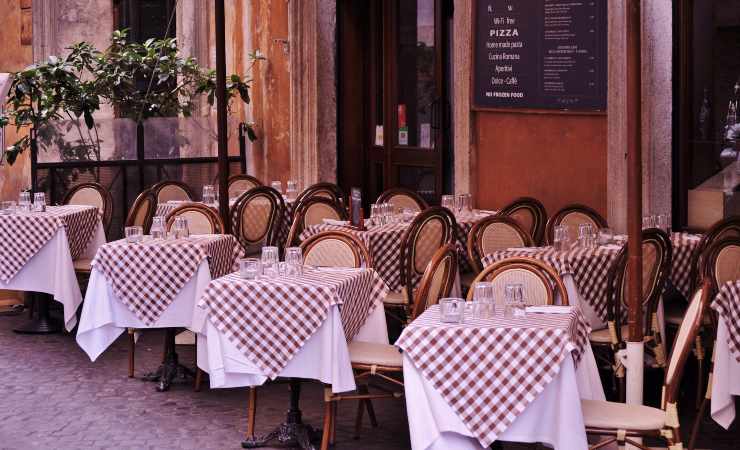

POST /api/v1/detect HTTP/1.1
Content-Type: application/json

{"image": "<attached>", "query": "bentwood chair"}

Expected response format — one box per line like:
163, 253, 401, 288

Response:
227, 174, 263, 198
165, 203, 224, 235
318, 244, 459, 450
124, 190, 157, 234
301, 230, 373, 268
545, 204, 608, 244
376, 187, 428, 213
383, 206, 457, 324
466, 256, 568, 306
63, 182, 114, 235
582, 280, 711, 450
294, 182, 347, 210
466, 216, 534, 274
687, 216, 740, 295
231, 186, 285, 255
150, 180, 194, 203
590, 229, 672, 401
499, 196, 548, 245
285, 197, 348, 247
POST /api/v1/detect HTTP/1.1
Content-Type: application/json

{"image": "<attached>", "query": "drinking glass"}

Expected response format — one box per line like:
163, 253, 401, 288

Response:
656, 213, 671, 234
286, 180, 298, 201
455, 194, 471, 217
504, 284, 526, 318
18, 191, 31, 212
369, 203, 380, 226
239, 258, 261, 279
642, 215, 655, 230
598, 227, 615, 245
472, 282, 495, 318
578, 223, 595, 249
150, 216, 166, 239
285, 246, 304, 276
173, 216, 190, 239
553, 225, 568, 251
33, 192, 46, 212
271, 181, 283, 194
441, 195, 455, 211
202, 185, 215, 205
125, 226, 143, 243
261, 246, 279, 278
440, 298, 465, 323
0, 201, 15, 215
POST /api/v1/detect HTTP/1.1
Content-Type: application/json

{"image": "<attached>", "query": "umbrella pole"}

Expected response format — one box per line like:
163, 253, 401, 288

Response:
215, 0, 231, 234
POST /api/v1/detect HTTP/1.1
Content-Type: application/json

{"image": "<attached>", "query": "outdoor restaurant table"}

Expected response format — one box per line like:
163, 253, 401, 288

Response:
709, 280, 740, 428
299, 211, 489, 292
397, 305, 604, 450
76, 234, 243, 362
481, 232, 702, 330
0, 205, 105, 332
192, 267, 389, 393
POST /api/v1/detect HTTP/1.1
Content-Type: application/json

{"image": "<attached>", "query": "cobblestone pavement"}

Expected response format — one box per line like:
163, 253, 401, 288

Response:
0, 310, 738, 450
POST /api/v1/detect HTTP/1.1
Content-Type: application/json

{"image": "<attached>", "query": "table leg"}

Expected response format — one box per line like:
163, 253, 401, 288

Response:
141, 328, 194, 392
242, 379, 320, 449
13, 293, 63, 334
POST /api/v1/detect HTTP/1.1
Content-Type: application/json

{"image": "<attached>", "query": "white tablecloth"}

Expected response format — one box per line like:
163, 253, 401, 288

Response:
711, 318, 740, 428
404, 346, 604, 450
76, 261, 212, 361
0, 222, 105, 331
194, 301, 389, 393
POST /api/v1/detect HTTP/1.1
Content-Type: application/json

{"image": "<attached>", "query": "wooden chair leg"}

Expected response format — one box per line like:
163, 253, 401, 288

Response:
194, 369, 203, 392
320, 390, 333, 450
358, 385, 378, 427
247, 387, 257, 438
128, 329, 135, 378
354, 399, 365, 439
689, 381, 710, 450
330, 401, 337, 445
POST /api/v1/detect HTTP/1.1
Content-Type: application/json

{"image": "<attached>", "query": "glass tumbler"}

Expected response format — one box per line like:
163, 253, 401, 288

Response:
18, 191, 31, 211
441, 195, 455, 211
285, 246, 304, 276
0, 201, 15, 215
125, 226, 143, 243
286, 180, 298, 201
440, 298, 465, 323
261, 246, 280, 278
239, 258, 261, 279
473, 282, 495, 318
174, 216, 190, 239
202, 185, 215, 205
271, 181, 283, 195
150, 216, 166, 239
33, 193, 46, 212
553, 225, 567, 251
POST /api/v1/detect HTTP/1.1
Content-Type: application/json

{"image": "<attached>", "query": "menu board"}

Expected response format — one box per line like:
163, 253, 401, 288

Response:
473, 0, 607, 111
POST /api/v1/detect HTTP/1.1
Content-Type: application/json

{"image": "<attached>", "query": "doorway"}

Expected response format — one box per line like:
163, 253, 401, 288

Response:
338, 0, 452, 206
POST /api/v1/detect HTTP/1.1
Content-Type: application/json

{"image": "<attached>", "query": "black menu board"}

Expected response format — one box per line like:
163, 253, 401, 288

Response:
473, 0, 607, 111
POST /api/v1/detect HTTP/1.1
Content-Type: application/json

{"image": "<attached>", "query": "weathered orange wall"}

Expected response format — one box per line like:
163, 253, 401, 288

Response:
475, 111, 608, 218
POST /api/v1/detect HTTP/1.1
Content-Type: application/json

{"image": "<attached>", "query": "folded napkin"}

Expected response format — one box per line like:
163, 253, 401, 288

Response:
322, 218, 350, 226
473, 209, 498, 215
506, 247, 540, 253
167, 200, 187, 205
600, 244, 623, 250
525, 305, 573, 314
315, 266, 363, 272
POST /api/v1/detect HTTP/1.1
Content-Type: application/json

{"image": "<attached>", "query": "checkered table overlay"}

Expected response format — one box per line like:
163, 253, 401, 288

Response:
0, 205, 100, 282
396, 305, 590, 448
198, 268, 388, 378
712, 280, 740, 362
91, 234, 243, 325
669, 232, 702, 298
299, 214, 485, 291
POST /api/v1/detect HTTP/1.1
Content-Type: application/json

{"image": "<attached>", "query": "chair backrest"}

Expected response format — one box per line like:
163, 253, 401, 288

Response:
165, 204, 224, 235
227, 174, 263, 198
376, 188, 428, 213
232, 186, 285, 247
466, 256, 568, 306
124, 190, 157, 234
467, 216, 534, 273
690, 215, 740, 292
300, 230, 372, 268
63, 182, 114, 233
410, 244, 459, 320
545, 204, 608, 244
399, 207, 457, 297
151, 180, 194, 203
703, 237, 740, 293
663, 281, 710, 408
499, 197, 548, 245
286, 197, 348, 246
295, 182, 346, 209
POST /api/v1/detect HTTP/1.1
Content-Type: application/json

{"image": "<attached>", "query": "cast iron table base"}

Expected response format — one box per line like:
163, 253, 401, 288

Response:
13, 293, 63, 335
142, 328, 195, 392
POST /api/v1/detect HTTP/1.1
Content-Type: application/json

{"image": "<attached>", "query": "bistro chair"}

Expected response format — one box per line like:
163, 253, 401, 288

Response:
376, 187, 428, 213
590, 229, 672, 401
686, 215, 740, 295
545, 203, 608, 244
300, 230, 372, 268
124, 190, 157, 234
227, 174, 263, 198
285, 197, 348, 247
231, 186, 285, 255
63, 182, 114, 235
383, 206, 457, 323
294, 182, 346, 209
318, 244, 459, 450
466, 216, 534, 274
466, 256, 568, 306
499, 196, 548, 245
150, 180, 194, 203
165, 203, 224, 235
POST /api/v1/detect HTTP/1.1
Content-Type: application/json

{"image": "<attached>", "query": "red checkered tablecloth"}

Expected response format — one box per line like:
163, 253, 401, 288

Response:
0, 205, 100, 282
396, 305, 590, 448
669, 232, 702, 299
197, 267, 389, 378
712, 280, 740, 362
91, 234, 243, 325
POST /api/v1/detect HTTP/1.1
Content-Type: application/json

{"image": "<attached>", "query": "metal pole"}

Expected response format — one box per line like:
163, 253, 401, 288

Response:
215, 0, 231, 234
625, 0, 644, 408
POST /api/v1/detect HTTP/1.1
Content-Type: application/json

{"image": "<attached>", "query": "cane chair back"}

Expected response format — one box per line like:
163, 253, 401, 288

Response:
467, 216, 533, 273
665, 282, 710, 393
295, 182, 346, 209
410, 244, 459, 320
232, 186, 285, 248
545, 204, 608, 244
300, 231, 372, 269
124, 190, 157, 234
165, 204, 224, 235
377, 188, 428, 213
286, 197, 348, 246
703, 238, 740, 293
150, 180, 194, 203
689, 216, 740, 292
228, 174, 263, 198
499, 197, 548, 245
64, 182, 114, 234
467, 257, 568, 306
